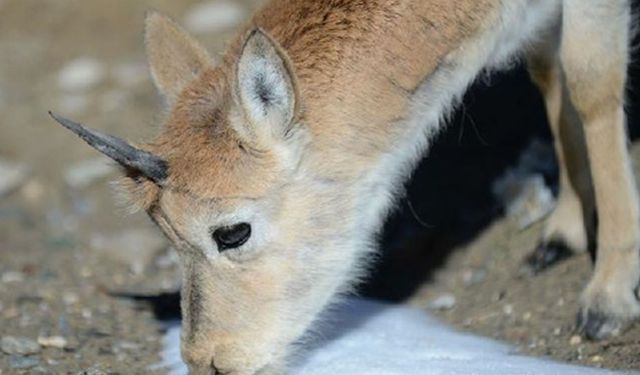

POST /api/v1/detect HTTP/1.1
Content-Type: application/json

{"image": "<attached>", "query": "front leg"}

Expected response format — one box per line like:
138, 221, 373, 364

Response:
526, 34, 595, 273
561, 0, 640, 340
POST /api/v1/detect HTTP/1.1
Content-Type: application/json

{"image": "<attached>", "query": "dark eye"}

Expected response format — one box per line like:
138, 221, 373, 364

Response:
212, 223, 251, 251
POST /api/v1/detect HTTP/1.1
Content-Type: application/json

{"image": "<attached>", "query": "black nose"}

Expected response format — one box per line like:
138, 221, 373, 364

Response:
212, 222, 251, 251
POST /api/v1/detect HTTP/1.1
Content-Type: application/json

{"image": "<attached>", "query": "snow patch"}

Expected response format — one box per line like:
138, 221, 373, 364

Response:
156, 298, 617, 375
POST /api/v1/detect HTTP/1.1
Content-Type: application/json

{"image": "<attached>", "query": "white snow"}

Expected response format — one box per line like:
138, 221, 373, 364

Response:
184, 1, 246, 34
156, 298, 619, 375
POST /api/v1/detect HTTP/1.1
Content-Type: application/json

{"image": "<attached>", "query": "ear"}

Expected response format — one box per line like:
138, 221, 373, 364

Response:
145, 12, 213, 104
235, 28, 299, 141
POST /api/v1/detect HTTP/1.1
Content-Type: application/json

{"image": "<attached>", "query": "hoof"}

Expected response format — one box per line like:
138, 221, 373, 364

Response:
526, 240, 573, 274
576, 309, 627, 340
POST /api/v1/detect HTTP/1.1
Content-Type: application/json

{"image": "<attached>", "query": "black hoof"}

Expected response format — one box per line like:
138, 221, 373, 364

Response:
576, 309, 624, 340
525, 240, 573, 274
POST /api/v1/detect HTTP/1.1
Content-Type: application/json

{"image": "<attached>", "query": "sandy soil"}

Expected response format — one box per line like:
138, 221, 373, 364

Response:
0, 0, 639, 373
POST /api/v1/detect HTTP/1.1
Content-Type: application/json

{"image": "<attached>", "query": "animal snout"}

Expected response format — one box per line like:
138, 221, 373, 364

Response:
181, 344, 219, 375
184, 357, 221, 375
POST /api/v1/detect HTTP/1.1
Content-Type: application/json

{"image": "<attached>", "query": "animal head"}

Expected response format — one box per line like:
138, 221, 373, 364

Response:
52, 13, 364, 375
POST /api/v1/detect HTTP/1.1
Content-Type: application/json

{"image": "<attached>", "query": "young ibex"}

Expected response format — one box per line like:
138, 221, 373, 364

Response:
51, 0, 639, 374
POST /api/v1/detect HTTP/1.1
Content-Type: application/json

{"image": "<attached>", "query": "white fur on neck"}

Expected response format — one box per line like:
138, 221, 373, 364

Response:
354, 0, 561, 251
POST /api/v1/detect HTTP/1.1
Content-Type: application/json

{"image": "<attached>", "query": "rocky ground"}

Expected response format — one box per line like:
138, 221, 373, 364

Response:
1, 0, 639, 374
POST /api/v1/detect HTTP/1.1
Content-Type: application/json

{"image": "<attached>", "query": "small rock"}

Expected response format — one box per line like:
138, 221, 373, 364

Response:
20, 179, 45, 205
1, 271, 25, 283
76, 365, 107, 375
184, 1, 245, 34
64, 158, 116, 189
9, 356, 39, 369
90, 229, 166, 274
1, 336, 41, 355
0, 160, 28, 197
37, 336, 67, 349
428, 293, 456, 311
503, 304, 514, 315
57, 57, 106, 92
590, 355, 603, 363
553, 327, 562, 336
81, 309, 92, 319
63, 292, 79, 305
522, 311, 532, 321
115, 340, 141, 351
461, 268, 486, 286
569, 335, 582, 346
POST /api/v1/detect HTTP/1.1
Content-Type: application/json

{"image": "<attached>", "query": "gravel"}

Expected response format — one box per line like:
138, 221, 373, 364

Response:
1, 336, 41, 356
8, 355, 39, 369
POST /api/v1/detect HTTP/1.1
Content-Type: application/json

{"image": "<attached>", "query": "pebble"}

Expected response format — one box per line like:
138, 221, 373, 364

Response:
63, 292, 79, 305
590, 355, 603, 363
569, 335, 582, 346
1, 271, 25, 283
461, 268, 486, 286
502, 304, 514, 315
20, 179, 45, 205
115, 340, 141, 351
64, 158, 116, 189
37, 335, 67, 349
184, 1, 245, 34
1, 336, 41, 355
75, 366, 107, 375
0, 159, 28, 197
57, 57, 106, 92
90, 229, 166, 274
8, 355, 39, 369
428, 293, 456, 311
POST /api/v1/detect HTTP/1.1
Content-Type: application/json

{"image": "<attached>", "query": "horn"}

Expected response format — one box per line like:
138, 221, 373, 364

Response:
49, 111, 168, 183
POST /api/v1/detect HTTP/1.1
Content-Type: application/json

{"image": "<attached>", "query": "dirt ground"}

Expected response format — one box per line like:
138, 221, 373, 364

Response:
0, 0, 639, 374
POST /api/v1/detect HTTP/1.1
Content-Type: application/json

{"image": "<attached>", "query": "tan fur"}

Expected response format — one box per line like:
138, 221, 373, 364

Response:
72, 1, 638, 373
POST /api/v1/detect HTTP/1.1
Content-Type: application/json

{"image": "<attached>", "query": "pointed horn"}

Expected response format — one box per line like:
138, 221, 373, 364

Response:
49, 111, 168, 183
